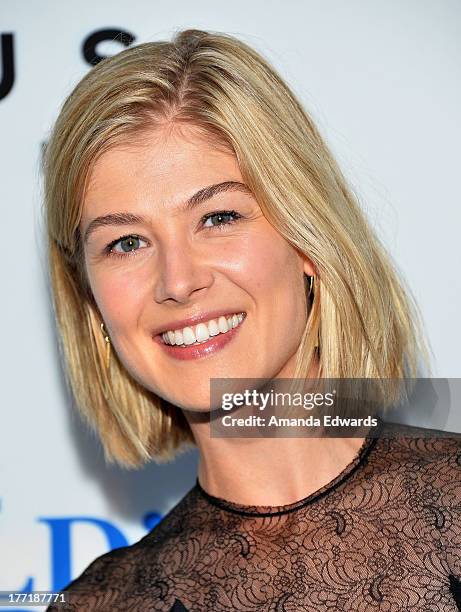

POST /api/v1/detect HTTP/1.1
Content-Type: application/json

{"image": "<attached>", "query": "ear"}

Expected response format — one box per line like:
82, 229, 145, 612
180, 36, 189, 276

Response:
302, 256, 316, 278
293, 246, 316, 277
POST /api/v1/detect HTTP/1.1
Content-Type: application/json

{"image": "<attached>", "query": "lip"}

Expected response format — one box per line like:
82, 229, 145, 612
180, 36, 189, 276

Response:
152, 313, 247, 361
152, 309, 246, 336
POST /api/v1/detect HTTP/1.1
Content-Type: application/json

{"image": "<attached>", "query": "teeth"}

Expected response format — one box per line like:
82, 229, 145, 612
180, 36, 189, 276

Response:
218, 316, 229, 333
161, 312, 245, 346
182, 327, 196, 345
195, 323, 210, 342
208, 319, 219, 336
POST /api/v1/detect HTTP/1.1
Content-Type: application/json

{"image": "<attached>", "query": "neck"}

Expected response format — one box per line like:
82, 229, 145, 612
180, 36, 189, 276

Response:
182, 353, 367, 507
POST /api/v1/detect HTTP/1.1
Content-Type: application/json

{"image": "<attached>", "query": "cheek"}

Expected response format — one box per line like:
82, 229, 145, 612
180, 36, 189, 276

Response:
221, 227, 304, 295
88, 267, 144, 330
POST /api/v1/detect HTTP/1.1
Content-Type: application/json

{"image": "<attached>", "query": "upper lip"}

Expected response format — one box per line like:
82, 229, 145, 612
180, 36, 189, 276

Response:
152, 309, 246, 336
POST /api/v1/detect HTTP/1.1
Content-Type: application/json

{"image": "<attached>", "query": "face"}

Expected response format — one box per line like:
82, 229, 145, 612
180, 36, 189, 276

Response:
80, 124, 314, 411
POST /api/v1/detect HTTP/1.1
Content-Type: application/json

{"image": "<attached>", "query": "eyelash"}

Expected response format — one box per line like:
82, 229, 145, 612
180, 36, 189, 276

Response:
104, 209, 243, 259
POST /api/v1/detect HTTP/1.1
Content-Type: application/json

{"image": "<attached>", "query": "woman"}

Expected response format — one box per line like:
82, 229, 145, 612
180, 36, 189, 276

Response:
44, 29, 461, 611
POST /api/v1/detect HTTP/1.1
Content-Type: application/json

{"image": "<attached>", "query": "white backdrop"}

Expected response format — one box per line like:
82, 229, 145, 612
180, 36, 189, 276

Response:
1, 1, 460, 607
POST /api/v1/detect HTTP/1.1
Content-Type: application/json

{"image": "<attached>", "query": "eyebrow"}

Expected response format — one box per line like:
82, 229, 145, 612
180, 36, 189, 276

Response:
83, 180, 252, 244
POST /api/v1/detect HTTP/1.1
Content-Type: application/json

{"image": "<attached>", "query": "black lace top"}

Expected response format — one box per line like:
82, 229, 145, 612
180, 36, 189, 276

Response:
47, 419, 461, 611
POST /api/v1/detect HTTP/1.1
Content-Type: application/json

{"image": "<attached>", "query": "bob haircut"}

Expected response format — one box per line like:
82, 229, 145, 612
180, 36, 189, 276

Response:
43, 28, 430, 468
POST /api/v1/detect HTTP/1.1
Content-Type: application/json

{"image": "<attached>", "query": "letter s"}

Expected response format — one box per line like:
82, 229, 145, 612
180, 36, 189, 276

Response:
82, 29, 136, 66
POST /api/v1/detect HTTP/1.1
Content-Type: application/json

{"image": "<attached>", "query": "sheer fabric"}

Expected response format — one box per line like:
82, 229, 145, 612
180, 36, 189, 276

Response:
47, 419, 461, 611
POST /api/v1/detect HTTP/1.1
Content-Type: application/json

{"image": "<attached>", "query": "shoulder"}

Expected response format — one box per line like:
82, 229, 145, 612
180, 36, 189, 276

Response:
375, 419, 461, 477
45, 484, 202, 611
372, 419, 461, 527
378, 419, 461, 459
45, 544, 137, 610
380, 420, 461, 576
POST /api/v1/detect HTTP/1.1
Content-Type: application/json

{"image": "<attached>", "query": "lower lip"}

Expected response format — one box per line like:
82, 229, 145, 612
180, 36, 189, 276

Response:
153, 316, 246, 361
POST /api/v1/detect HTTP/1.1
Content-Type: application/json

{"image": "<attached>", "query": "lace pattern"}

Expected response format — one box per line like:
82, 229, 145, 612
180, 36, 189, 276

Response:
46, 419, 461, 611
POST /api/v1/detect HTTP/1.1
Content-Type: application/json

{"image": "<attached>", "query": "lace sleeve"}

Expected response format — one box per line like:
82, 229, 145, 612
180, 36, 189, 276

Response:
432, 437, 461, 581
45, 546, 135, 611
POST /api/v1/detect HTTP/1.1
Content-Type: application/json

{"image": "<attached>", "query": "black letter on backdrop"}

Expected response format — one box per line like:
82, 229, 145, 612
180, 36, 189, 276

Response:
82, 29, 136, 66
0, 33, 15, 101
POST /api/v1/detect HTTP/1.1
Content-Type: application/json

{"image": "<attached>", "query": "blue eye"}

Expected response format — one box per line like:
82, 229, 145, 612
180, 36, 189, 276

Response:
202, 210, 242, 228
106, 235, 147, 259
103, 210, 242, 259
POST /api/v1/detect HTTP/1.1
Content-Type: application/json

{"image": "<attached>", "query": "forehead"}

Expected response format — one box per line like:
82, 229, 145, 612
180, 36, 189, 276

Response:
80, 125, 242, 230
83, 124, 240, 216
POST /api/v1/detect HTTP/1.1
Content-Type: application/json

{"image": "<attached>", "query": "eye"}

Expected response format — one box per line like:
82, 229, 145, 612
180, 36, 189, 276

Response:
201, 210, 242, 229
105, 234, 147, 258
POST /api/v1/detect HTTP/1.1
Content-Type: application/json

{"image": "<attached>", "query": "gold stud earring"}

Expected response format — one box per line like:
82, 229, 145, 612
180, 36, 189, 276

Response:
100, 322, 111, 369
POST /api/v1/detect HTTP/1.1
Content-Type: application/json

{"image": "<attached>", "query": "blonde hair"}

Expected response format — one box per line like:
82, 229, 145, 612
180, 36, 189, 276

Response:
43, 28, 431, 468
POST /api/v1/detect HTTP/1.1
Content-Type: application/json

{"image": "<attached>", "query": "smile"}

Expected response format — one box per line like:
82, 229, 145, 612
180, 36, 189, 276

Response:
161, 312, 245, 346
153, 312, 246, 361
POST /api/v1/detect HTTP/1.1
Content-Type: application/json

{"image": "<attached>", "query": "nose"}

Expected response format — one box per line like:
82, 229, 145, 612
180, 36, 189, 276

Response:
153, 237, 214, 304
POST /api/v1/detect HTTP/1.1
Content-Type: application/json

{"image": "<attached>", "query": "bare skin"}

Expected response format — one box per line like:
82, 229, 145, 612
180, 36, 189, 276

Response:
81, 122, 366, 506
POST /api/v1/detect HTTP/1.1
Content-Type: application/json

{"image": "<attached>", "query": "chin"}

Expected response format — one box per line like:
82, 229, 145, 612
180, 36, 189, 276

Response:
171, 397, 215, 413
150, 384, 213, 412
